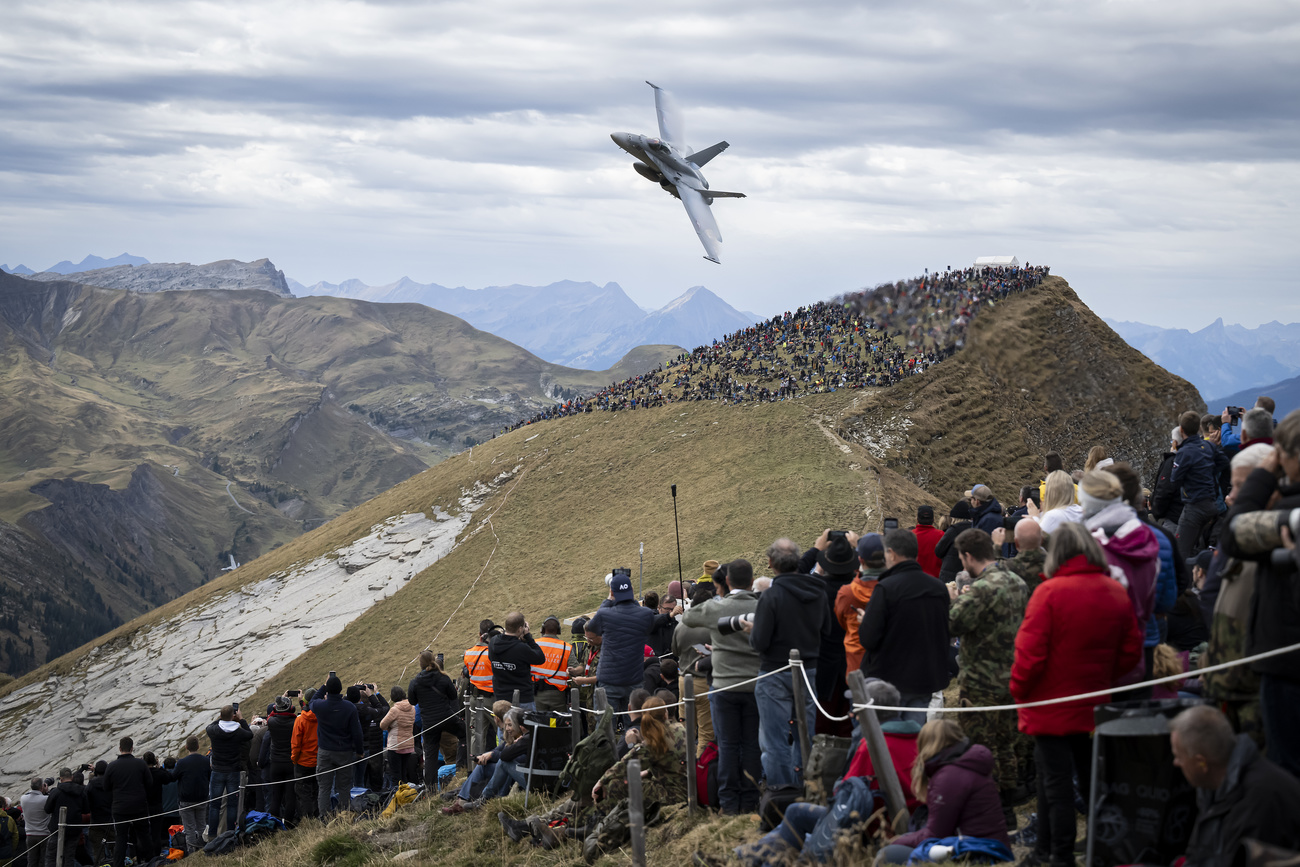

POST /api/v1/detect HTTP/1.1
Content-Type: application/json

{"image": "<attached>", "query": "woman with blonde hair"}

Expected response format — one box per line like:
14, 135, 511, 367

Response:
874, 719, 1011, 864
1030, 470, 1083, 534
1084, 445, 1110, 473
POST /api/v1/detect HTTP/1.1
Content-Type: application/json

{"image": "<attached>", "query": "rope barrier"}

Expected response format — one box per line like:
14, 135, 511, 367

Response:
794, 658, 853, 722
573, 664, 794, 716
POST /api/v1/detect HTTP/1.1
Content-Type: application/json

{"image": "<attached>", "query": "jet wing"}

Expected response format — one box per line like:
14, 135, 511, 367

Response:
679, 186, 723, 263
646, 81, 687, 152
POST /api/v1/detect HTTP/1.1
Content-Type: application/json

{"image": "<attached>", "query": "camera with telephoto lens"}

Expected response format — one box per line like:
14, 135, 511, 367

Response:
611, 567, 632, 578
717, 613, 754, 636
1229, 509, 1300, 565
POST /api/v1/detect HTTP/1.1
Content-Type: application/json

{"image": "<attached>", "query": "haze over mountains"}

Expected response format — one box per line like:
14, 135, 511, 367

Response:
297, 276, 759, 370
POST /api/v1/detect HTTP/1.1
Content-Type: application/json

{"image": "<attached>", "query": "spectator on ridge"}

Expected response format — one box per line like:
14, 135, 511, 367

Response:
1170, 410, 1231, 561
949, 528, 1030, 828
407, 651, 460, 793
671, 585, 716, 752
1031, 470, 1083, 535
836, 534, 886, 671
105, 737, 153, 867
913, 506, 944, 578
1012, 522, 1142, 867
380, 686, 417, 784
490, 611, 546, 710
44, 767, 88, 867
994, 518, 1047, 594
310, 675, 363, 818
291, 688, 319, 819
86, 760, 112, 859
967, 485, 1004, 536
859, 530, 951, 725
743, 538, 828, 787
587, 571, 657, 718
1084, 445, 1109, 473
802, 529, 858, 735
1220, 399, 1275, 455
1152, 426, 1187, 534
681, 558, 762, 814
935, 501, 973, 583
1171, 705, 1300, 867
172, 736, 209, 851
531, 615, 573, 713
1037, 452, 1074, 506
20, 777, 49, 867
204, 705, 252, 840
259, 694, 297, 823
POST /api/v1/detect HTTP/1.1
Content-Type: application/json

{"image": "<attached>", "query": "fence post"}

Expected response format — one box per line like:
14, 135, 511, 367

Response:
684, 673, 697, 814
626, 757, 647, 867
847, 670, 910, 830
55, 806, 67, 866
236, 770, 248, 840
594, 687, 615, 745
512, 689, 521, 707
569, 686, 582, 754
473, 694, 488, 755
789, 650, 812, 775
462, 694, 472, 767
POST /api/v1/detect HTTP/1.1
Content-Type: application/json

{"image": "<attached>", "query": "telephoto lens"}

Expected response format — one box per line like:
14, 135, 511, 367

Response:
1230, 508, 1300, 556
716, 613, 754, 636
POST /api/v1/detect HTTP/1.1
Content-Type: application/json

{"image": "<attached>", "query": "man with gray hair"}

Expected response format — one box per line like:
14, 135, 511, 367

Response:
1220, 400, 1276, 457
1170, 705, 1300, 866
19, 777, 50, 867
742, 538, 829, 788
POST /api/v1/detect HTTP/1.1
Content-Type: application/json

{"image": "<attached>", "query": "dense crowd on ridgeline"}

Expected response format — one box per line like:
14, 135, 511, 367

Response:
7, 391, 1300, 867
501, 264, 1050, 432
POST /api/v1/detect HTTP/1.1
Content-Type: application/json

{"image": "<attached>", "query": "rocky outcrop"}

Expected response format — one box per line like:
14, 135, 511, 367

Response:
27, 258, 292, 296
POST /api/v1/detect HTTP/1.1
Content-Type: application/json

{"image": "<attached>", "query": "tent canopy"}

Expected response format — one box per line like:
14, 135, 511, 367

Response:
973, 256, 1019, 268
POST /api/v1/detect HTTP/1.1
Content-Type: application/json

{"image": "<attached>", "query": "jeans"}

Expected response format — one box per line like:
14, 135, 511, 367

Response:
875, 844, 916, 865
206, 770, 241, 837
177, 801, 204, 851
316, 749, 354, 816
1261, 674, 1300, 778
711, 689, 762, 813
111, 815, 151, 867
1034, 733, 1092, 866
480, 757, 529, 801
598, 682, 634, 720
457, 761, 495, 800
266, 761, 297, 822
754, 668, 816, 788
1176, 498, 1219, 562
734, 802, 824, 865
897, 691, 933, 726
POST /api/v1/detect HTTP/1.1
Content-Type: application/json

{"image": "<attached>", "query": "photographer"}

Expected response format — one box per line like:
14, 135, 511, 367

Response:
489, 612, 546, 710
1221, 409, 1300, 777
681, 558, 761, 814
587, 571, 656, 717
204, 705, 251, 839
1221, 397, 1277, 455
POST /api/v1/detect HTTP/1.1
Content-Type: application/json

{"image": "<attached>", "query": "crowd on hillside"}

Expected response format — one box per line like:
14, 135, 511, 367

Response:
501, 264, 1050, 432
7, 396, 1300, 867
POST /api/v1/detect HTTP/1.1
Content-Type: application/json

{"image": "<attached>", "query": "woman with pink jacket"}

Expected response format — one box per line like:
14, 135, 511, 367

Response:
380, 686, 417, 784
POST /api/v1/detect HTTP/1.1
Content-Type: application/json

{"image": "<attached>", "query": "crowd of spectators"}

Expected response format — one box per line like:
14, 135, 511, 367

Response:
502, 265, 1049, 432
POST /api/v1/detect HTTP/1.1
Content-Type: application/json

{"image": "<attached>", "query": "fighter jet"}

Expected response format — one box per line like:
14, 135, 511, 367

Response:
611, 82, 745, 264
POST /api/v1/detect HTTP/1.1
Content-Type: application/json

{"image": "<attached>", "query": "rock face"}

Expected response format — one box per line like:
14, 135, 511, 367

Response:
27, 258, 293, 296
0, 499, 482, 793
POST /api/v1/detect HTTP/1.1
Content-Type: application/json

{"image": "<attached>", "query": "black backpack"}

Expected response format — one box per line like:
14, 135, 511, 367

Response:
758, 784, 804, 832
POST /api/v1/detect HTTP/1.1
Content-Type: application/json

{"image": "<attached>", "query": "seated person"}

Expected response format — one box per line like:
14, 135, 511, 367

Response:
735, 679, 920, 866
875, 720, 1010, 865
1171, 705, 1300, 867
617, 689, 652, 759
475, 708, 534, 803
441, 700, 511, 813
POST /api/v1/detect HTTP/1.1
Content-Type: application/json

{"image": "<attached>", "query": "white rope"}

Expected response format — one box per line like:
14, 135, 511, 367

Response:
574, 664, 794, 716
849, 640, 1300, 715
794, 658, 853, 722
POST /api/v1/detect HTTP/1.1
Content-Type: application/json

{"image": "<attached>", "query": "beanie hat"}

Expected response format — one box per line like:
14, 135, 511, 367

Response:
346, 685, 362, 703
916, 505, 935, 525
949, 501, 972, 520
304, 687, 317, 703
702, 559, 721, 576
325, 676, 343, 696
274, 695, 292, 712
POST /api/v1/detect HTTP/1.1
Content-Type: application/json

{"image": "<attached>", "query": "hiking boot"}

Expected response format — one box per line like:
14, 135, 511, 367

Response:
529, 817, 564, 850
439, 788, 459, 803
498, 811, 529, 844
440, 801, 467, 816
1010, 813, 1038, 849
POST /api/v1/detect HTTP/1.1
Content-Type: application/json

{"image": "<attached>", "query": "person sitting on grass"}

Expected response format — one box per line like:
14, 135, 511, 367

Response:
440, 700, 511, 814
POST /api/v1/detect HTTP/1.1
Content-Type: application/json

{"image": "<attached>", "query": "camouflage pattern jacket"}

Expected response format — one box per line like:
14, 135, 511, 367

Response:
1001, 548, 1047, 594
949, 562, 1029, 700
596, 721, 688, 806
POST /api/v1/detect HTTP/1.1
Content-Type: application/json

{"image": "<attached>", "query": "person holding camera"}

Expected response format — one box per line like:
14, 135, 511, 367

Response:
681, 558, 762, 814
587, 571, 656, 718
310, 676, 363, 818
204, 705, 251, 840
1220, 397, 1276, 456
489, 612, 546, 711
1171, 410, 1232, 561
1221, 409, 1300, 778
743, 538, 828, 788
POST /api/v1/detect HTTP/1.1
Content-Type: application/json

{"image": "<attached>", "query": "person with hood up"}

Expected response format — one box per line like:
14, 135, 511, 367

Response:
740, 537, 830, 788
835, 534, 886, 672
290, 688, 319, 818
259, 695, 298, 822
874, 719, 1011, 864
310, 675, 363, 818
1080, 469, 1161, 689
204, 705, 252, 840
913, 506, 945, 578
966, 485, 1005, 536
934, 501, 973, 583
44, 768, 89, 867
1012, 522, 1142, 867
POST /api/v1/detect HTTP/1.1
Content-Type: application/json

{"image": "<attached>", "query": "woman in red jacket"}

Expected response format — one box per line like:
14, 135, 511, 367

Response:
1011, 522, 1143, 867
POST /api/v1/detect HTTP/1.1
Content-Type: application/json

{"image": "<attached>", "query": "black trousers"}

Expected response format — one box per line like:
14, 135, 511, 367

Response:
1033, 733, 1092, 867
111, 814, 152, 867
267, 760, 297, 822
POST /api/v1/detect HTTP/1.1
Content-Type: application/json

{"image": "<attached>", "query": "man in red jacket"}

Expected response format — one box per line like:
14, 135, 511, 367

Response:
912, 506, 944, 579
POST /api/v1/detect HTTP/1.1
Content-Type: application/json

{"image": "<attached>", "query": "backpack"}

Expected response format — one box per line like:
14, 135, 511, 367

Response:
804, 776, 876, 861
805, 734, 853, 806
202, 830, 239, 856
558, 708, 617, 805
0, 812, 15, 860
695, 741, 719, 809
758, 784, 804, 832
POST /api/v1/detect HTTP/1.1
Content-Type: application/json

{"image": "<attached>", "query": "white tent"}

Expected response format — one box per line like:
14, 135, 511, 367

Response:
973, 255, 1019, 269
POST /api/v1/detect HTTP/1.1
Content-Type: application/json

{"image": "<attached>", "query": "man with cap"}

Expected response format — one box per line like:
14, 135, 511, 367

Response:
309, 675, 363, 818
912, 506, 944, 578
587, 571, 657, 719
801, 529, 859, 735
835, 534, 886, 672
532, 616, 573, 714
490, 611, 546, 710
966, 484, 1005, 536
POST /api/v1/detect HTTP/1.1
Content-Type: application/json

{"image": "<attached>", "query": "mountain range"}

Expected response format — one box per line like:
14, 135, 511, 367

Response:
296, 276, 759, 370
1, 253, 149, 276
1105, 317, 1300, 403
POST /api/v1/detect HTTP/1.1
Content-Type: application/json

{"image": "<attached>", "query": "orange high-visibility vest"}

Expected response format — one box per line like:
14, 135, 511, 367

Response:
464, 644, 493, 695
531, 635, 572, 691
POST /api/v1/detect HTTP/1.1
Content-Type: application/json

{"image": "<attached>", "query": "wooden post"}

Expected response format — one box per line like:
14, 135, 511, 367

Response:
626, 757, 647, 867
594, 688, 615, 745
55, 806, 67, 866
569, 686, 582, 754
462, 694, 473, 767
684, 673, 697, 814
512, 688, 521, 707
236, 770, 248, 839
789, 650, 812, 775
847, 669, 910, 829
473, 694, 488, 754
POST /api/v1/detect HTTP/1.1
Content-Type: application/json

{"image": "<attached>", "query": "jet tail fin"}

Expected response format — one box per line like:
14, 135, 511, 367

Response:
686, 141, 729, 167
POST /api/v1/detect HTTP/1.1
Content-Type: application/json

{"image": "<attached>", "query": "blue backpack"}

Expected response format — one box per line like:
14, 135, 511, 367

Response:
804, 776, 876, 861
910, 836, 1014, 863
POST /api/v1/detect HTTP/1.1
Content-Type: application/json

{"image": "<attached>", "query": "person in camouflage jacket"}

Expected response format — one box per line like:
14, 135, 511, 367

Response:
949, 529, 1032, 823
592, 711, 688, 806
994, 519, 1048, 594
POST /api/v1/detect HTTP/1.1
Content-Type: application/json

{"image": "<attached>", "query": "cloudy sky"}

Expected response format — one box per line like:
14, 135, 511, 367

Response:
2, 0, 1297, 328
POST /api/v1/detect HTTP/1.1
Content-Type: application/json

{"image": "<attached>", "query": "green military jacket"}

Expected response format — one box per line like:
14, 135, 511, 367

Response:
1001, 547, 1047, 594
949, 562, 1029, 700
596, 721, 688, 806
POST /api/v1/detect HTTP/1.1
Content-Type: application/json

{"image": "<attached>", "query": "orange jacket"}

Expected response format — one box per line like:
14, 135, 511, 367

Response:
291, 709, 317, 767
835, 575, 880, 672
